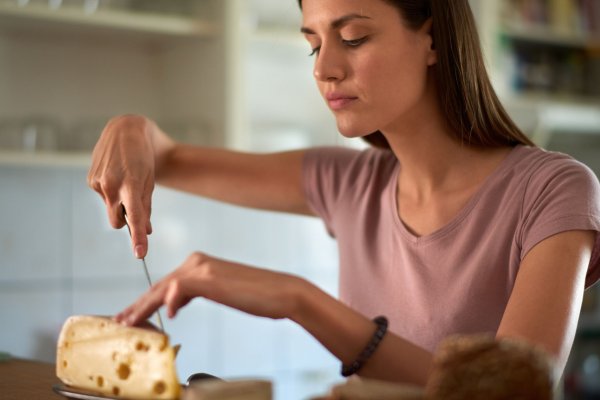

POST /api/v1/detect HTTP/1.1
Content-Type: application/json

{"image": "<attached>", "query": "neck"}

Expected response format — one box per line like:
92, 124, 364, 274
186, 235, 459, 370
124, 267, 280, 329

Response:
387, 130, 470, 197
380, 94, 509, 202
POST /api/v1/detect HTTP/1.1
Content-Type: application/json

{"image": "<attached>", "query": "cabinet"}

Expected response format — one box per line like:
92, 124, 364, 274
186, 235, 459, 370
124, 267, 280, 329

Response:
471, 0, 600, 147
0, 0, 349, 158
0, 0, 226, 155
2, 0, 599, 155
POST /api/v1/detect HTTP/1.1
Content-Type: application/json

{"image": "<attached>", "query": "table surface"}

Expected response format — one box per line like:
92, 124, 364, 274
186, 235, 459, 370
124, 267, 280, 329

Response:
0, 357, 62, 400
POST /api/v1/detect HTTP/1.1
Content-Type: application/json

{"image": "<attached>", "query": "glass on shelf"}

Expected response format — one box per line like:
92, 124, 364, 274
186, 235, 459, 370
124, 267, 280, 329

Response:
120, 0, 219, 20
0, 116, 61, 153
0, 119, 24, 151
7, 0, 117, 12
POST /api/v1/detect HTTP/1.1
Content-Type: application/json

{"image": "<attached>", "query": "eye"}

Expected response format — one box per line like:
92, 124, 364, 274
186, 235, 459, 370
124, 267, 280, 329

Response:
308, 35, 368, 57
342, 36, 368, 47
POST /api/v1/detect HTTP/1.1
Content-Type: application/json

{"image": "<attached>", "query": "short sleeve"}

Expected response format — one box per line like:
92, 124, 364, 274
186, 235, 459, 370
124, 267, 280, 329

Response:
519, 155, 600, 288
302, 147, 362, 237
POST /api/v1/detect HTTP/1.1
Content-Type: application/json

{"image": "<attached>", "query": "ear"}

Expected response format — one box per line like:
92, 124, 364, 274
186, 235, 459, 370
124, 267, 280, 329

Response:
421, 17, 437, 66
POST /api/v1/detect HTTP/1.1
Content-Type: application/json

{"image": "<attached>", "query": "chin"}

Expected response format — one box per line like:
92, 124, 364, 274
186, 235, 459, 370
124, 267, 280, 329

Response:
335, 119, 376, 139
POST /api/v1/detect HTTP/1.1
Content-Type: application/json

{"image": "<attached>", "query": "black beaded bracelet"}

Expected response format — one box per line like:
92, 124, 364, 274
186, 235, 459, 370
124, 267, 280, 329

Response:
341, 316, 389, 377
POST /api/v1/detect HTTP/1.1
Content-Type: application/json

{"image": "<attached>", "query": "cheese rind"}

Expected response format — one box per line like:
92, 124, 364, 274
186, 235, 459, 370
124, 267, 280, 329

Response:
56, 315, 180, 400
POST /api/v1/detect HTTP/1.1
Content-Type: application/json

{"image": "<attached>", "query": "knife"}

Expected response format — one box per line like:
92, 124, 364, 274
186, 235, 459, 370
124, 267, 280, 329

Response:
121, 204, 165, 332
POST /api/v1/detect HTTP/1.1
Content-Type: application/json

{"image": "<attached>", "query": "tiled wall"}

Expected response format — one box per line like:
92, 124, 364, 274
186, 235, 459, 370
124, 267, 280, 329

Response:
0, 163, 342, 399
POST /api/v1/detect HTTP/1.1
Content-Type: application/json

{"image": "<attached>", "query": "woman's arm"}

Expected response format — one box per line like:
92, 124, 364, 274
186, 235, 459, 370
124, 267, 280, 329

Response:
496, 229, 596, 381
115, 230, 595, 386
292, 279, 433, 386
87, 114, 313, 258
115, 252, 434, 386
295, 230, 597, 385
157, 143, 310, 215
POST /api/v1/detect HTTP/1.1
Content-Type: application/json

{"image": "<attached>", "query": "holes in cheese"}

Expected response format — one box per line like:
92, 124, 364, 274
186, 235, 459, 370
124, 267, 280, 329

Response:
159, 337, 168, 352
96, 376, 104, 388
153, 381, 166, 395
112, 386, 120, 396
135, 341, 150, 352
63, 361, 68, 368
117, 363, 131, 380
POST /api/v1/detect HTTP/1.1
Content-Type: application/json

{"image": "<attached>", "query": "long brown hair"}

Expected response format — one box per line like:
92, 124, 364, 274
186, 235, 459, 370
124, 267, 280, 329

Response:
298, 0, 535, 149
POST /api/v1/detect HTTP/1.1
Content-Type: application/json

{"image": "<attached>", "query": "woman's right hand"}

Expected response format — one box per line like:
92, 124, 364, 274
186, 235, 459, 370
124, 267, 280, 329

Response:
87, 114, 172, 259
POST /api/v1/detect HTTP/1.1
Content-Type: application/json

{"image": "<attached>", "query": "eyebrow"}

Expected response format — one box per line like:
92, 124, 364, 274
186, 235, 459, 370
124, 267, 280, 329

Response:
300, 13, 372, 34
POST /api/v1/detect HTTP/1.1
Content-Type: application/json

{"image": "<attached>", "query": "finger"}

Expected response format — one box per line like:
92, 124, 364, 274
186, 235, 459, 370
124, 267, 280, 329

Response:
88, 172, 118, 227
121, 199, 149, 259
87, 168, 101, 193
106, 200, 126, 229
116, 289, 166, 326
90, 173, 125, 229
141, 179, 154, 236
164, 280, 192, 318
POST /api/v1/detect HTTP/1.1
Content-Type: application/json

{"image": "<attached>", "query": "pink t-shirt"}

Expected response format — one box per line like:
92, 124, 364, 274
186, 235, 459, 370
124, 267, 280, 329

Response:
303, 145, 600, 352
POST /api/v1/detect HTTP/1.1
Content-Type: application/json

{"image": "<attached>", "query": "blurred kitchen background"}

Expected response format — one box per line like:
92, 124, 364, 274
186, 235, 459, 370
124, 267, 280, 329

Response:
0, 0, 598, 399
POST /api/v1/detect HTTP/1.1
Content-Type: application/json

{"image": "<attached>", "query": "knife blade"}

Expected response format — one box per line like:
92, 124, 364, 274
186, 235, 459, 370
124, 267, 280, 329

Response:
121, 204, 165, 332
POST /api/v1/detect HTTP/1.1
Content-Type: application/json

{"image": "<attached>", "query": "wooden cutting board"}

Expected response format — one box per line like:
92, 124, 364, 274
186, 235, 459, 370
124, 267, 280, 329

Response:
0, 357, 62, 400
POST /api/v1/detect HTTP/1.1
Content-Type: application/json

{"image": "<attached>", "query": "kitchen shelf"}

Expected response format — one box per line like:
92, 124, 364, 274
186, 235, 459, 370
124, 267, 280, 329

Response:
503, 92, 600, 134
0, 2, 218, 39
0, 150, 91, 168
500, 25, 600, 50
480, 0, 600, 140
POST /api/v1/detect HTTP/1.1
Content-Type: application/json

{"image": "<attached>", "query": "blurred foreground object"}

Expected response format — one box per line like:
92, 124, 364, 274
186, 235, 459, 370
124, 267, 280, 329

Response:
183, 379, 272, 400
312, 333, 553, 400
311, 377, 424, 400
425, 334, 553, 400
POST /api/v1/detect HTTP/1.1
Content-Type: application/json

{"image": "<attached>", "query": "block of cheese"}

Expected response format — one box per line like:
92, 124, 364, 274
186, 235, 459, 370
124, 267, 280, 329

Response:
56, 315, 180, 399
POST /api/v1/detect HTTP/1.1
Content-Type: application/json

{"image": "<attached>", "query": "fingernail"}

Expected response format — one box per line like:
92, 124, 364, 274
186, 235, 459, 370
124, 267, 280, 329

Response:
134, 245, 144, 259
126, 315, 136, 326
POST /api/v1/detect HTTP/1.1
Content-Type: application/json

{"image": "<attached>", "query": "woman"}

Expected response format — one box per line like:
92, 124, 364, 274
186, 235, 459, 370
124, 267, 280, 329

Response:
88, 0, 600, 386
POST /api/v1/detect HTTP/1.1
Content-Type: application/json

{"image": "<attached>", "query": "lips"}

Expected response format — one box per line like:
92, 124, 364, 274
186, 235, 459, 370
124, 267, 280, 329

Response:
326, 92, 358, 111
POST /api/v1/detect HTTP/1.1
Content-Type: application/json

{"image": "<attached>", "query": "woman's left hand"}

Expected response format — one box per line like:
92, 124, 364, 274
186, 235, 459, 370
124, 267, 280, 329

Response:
115, 252, 308, 326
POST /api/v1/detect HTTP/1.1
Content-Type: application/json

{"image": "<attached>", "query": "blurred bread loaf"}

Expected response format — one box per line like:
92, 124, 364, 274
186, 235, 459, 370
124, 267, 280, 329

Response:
425, 334, 553, 400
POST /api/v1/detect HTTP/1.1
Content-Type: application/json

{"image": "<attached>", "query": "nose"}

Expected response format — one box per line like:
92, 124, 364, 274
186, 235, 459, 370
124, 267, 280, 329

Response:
313, 43, 346, 82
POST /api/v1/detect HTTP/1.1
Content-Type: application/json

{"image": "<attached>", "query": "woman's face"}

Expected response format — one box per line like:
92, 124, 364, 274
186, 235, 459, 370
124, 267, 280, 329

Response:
301, 0, 437, 138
